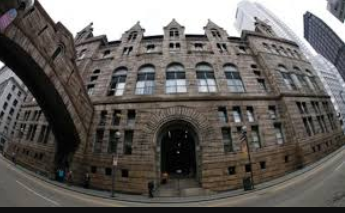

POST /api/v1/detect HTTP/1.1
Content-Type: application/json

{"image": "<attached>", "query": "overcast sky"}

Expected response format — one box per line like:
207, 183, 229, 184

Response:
1, 0, 345, 67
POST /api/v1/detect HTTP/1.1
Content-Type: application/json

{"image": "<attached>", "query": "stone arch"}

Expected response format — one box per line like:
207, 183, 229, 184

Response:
0, 1, 94, 168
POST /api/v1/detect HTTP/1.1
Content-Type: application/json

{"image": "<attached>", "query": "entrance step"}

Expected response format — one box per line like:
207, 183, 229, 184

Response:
156, 178, 216, 197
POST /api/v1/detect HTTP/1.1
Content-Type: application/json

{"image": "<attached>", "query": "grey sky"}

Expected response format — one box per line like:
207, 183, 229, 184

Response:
1, 0, 345, 68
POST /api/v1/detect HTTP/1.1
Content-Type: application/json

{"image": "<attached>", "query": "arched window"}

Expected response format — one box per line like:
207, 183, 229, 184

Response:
136, 65, 155, 95
108, 67, 128, 96
170, 28, 179, 38
52, 44, 64, 60
294, 50, 302, 59
224, 65, 245, 93
293, 67, 301, 73
263, 43, 271, 52
286, 48, 294, 57
196, 63, 217, 93
211, 29, 221, 38
104, 50, 111, 57
93, 69, 101, 75
272, 45, 280, 55
166, 63, 187, 94
280, 47, 288, 56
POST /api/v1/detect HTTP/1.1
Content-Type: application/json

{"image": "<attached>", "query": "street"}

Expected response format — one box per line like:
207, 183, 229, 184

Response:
0, 149, 345, 207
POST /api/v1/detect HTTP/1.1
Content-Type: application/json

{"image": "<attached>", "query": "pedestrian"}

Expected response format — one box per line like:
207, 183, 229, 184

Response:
66, 170, 73, 186
11, 152, 16, 165
58, 169, 65, 183
148, 181, 155, 198
84, 173, 91, 189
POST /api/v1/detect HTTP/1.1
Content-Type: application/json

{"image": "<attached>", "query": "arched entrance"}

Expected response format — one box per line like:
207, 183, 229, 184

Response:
157, 120, 201, 191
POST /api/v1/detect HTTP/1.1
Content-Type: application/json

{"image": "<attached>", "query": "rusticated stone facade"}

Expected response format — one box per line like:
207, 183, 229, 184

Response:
1, 1, 344, 195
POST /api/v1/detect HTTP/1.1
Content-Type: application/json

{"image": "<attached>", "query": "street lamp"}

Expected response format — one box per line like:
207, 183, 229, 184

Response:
241, 126, 255, 190
111, 131, 121, 198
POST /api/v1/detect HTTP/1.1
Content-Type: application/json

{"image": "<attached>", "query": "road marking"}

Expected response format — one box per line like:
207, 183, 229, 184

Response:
16, 181, 61, 207
335, 162, 345, 172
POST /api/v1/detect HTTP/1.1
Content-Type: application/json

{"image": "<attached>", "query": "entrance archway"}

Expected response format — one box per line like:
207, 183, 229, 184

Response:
157, 120, 200, 190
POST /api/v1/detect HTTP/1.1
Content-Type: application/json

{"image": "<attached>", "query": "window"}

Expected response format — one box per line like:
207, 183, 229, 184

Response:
103, 50, 111, 57
228, 167, 236, 176
38, 126, 47, 143
94, 130, 104, 153
112, 110, 121, 126
251, 126, 261, 148
90, 76, 98, 82
122, 170, 129, 178
297, 75, 309, 91
26, 125, 34, 140
124, 131, 134, 155
3, 102, 8, 110
52, 45, 64, 60
123, 47, 133, 55
260, 161, 266, 170
108, 130, 119, 154
136, 65, 155, 95
308, 117, 316, 135
30, 125, 37, 141
18, 91, 22, 98
196, 63, 217, 93
321, 116, 329, 133
269, 106, 277, 120
91, 166, 97, 174
258, 79, 268, 92
170, 28, 179, 38
18, 124, 26, 139
280, 47, 287, 56
224, 65, 245, 93
105, 168, 112, 176
12, 85, 16, 91
166, 63, 187, 94
303, 118, 312, 137
285, 156, 290, 163
211, 30, 221, 38
317, 116, 325, 133
279, 65, 296, 91
323, 102, 330, 112
7, 94, 12, 101
245, 164, 252, 173
87, 85, 95, 96
218, 107, 229, 124
263, 43, 272, 52
78, 49, 87, 60
146, 44, 155, 53
194, 43, 204, 51
127, 110, 136, 127
310, 78, 320, 91
217, 43, 228, 53
9, 108, 15, 116
232, 107, 242, 123
0, 111, 4, 120
328, 114, 336, 130
246, 107, 255, 122
237, 46, 247, 54
13, 99, 18, 107
99, 111, 107, 126
297, 102, 308, 114
222, 128, 233, 153
108, 67, 127, 96
272, 45, 280, 54
43, 126, 51, 144
93, 69, 101, 75
274, 124, 285, 145
128, 32, 138, 42
312, 102, 321, 114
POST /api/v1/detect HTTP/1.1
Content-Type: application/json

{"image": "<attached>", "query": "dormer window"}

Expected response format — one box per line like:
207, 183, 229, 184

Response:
123, 47, 133, 55
211, 30, 221, 38
217, 43, 228, 53
170, 43, 181, 52
195, 43, 204, 51
128, 32, 138, 42
170, 28, 179, 38
146, 44, 156, 53
103, 50, 111, 57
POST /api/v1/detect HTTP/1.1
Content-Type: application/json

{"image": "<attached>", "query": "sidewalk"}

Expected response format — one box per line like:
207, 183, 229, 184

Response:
2, 146, 345, 204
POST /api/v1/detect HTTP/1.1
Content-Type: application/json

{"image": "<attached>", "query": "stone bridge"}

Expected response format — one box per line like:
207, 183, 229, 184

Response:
0, 0, 94, 167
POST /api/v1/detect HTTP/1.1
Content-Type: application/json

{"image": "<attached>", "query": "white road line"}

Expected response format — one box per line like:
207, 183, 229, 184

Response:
16, 181, 61, 207
335, 162, 345, 172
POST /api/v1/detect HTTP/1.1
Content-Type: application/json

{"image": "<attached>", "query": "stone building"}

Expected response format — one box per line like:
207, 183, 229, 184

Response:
7, 18, 345, 195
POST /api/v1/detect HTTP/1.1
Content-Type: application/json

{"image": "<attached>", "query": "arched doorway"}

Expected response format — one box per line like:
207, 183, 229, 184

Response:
157, 120, 200, 191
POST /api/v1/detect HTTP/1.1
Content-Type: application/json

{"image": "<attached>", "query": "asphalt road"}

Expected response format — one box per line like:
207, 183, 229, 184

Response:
0, 149, 345, 207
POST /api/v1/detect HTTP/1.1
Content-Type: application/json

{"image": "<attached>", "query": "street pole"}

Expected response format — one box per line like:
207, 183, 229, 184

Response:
242, 126, 255, 190
111, 131, 121, 198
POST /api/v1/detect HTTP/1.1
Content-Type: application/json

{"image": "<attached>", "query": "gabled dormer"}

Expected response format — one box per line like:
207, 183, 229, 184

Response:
164, 19, 185, 41
204, 19, 229, 41
122, 21, 145, 44
75, 23, 94, 44
254, 17, 278, 38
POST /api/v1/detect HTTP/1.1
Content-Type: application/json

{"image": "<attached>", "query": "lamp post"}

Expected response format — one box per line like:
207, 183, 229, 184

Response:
111, 131, 121, 198
242, 126, 255, 190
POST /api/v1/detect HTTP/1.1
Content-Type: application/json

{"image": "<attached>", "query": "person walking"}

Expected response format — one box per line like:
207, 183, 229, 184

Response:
148, 181, 155, 198
66, 170, 73, 186
11, 152, 16, 165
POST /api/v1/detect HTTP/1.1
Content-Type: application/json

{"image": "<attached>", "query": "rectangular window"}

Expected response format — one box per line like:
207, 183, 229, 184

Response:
3, 102, 8, 111
43, 126, 51, 144
94, 129, 104, 153
328, 114, 336, 130
0, 111, 4, 120
269, 106, 277, 120
112, 110, 121, 126
251, 126, 261, 148
197, 72, 218, 93
26, 125, 34, 140
166, 72, 187, 94
7, 94, 12, 101
225, 72, 245, 93
303, 118, 312, 137
18, 124, 26, 139
91, 166, 97, 174
274, 123, 285, 145
228, 167, 236, 176
246, 107, 255, 122
260, 161, 267, 170
127, 110, 136, 127
105, 168, 112, 176
297, 102, 308, 114
258, 79, 268, 92
87, 85, 95, 96
222, 128, 233, 153
122, 170, 129, 178
194, 43, 204, 51
13, 99, 18, 107
232, 107, 242, 123
9, 108, 15, 116
218, 107, 228, 124
281, 72, 297, 91
24, 111, 31, 121
317, 116, 325, 133
124, 131, 134, 155
30, 125, 37, 141
245, 164, 252, 173
12, 85, 16, 91
321, 116, 329, 132
99, 111, 107, 126
308, 117, 316, 135
38, 126, 47, 143
108, 130, 119, 154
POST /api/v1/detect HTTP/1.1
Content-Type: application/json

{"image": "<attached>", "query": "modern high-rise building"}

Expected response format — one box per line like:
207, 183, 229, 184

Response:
0, 66, 27, 153
327, 0, 345, 23
236, 0, 345, 126
304, 12, 345, 82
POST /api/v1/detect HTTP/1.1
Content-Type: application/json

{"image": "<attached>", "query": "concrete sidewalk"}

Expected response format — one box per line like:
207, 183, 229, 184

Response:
2, 145, 345, 204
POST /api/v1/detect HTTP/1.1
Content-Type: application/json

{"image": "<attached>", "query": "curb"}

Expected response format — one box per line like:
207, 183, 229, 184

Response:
2, 145, 345, 204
